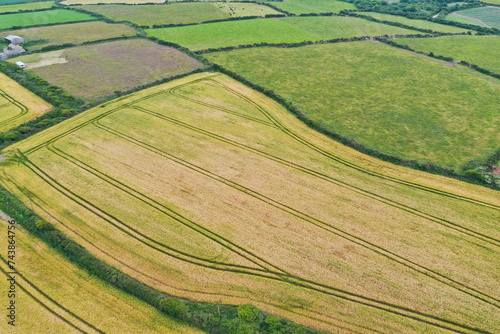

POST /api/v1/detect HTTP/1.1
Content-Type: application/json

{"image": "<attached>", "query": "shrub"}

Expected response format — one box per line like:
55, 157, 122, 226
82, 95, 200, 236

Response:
159, 298, 188, 319
35, 219, 55, 231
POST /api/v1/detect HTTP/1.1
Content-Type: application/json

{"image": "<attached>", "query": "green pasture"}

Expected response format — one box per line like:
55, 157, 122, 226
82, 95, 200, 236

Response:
446, 6, 500, 29
146, 16, 420, 51
76, 2, 278, 27
263, 0, 356, 14
0, 21, 137, 50
0, 0, 52, 13
359, 12, 472, 33
0, 9, 96, 30
397, 35, 500, 73
206, 42, 500, 170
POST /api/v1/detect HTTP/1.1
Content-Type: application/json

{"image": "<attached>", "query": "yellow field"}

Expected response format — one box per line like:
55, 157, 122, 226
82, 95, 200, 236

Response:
1, 72, 499, 333
0, 73, 52, 132
0, 216, 204, 333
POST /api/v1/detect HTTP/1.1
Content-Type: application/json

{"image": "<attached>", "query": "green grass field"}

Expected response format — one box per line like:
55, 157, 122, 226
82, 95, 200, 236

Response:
0, 1, 52, 13
0, 9, 96, 30
0, 218, 205, 333
0, 73, 52, 132
397, 35, 500, 73
360, 11, 472, 33
11, 39, 204, 102
264, 0, 356, 14
0, 0, 43, 5
146, 16, 421, 51
206, 42, 499, 170
0, 21, 137, 51
76, 2, 279, 27
1, 72, 498, 333
446, 6, 500, 29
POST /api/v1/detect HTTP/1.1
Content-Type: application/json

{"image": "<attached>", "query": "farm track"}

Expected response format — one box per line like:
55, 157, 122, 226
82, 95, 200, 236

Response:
0, 255, 103, 333
0, 87, 29, 130
7, 74, 499, 333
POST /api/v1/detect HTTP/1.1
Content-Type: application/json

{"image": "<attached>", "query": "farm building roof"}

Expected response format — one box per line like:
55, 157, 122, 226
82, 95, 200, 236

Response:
0, 44, 25, 59
4, 35, 24, 45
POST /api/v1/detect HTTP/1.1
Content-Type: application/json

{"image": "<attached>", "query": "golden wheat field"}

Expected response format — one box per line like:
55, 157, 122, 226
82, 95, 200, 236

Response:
0, 216, 204, 334
1, 72, 498, 333
0, 73, 52, 132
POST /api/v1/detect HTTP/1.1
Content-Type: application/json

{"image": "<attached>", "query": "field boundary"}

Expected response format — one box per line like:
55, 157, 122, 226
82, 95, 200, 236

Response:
207, 63, 499, 189
194, 34, 450, 54
2, 74, 499, 333
377, 37, 500, 79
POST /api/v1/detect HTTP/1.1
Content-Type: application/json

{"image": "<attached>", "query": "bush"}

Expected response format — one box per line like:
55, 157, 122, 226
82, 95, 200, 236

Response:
464, 169, 485, 182
35, 219, 55, 231
159, 298, 188, 319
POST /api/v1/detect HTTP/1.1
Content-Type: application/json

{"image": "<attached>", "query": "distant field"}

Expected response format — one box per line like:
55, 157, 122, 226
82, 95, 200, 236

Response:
206, 42, 500, 170
0, 21, 137, 51
397, 35, 500, 73
0, 9, 96, 30
63, 0, 257, 2
263, 0, 356, 14
1, 72, 499, 333
212, 2, 280, 17
147, 16, 421, 51
0, 0, 42, 5
446, 6, 500, 29
360, 11, 472, 33
76, 2, 278, 27
62, 0, 163, 4
0, 218, 204, 333
0, 1, 52, 13
0, 73, 52, 132
12, 39, 204, 102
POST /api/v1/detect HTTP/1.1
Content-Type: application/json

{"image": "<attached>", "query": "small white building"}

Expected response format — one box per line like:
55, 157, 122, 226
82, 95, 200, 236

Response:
5, 35, 24, 45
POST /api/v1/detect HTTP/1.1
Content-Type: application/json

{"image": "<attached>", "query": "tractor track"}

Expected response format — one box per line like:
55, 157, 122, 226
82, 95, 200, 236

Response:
7, 158, 495, 333
4, 74, 499, 333
0, 255, 103, 333
0, 88, 29, 130
1, 179, 376, 334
